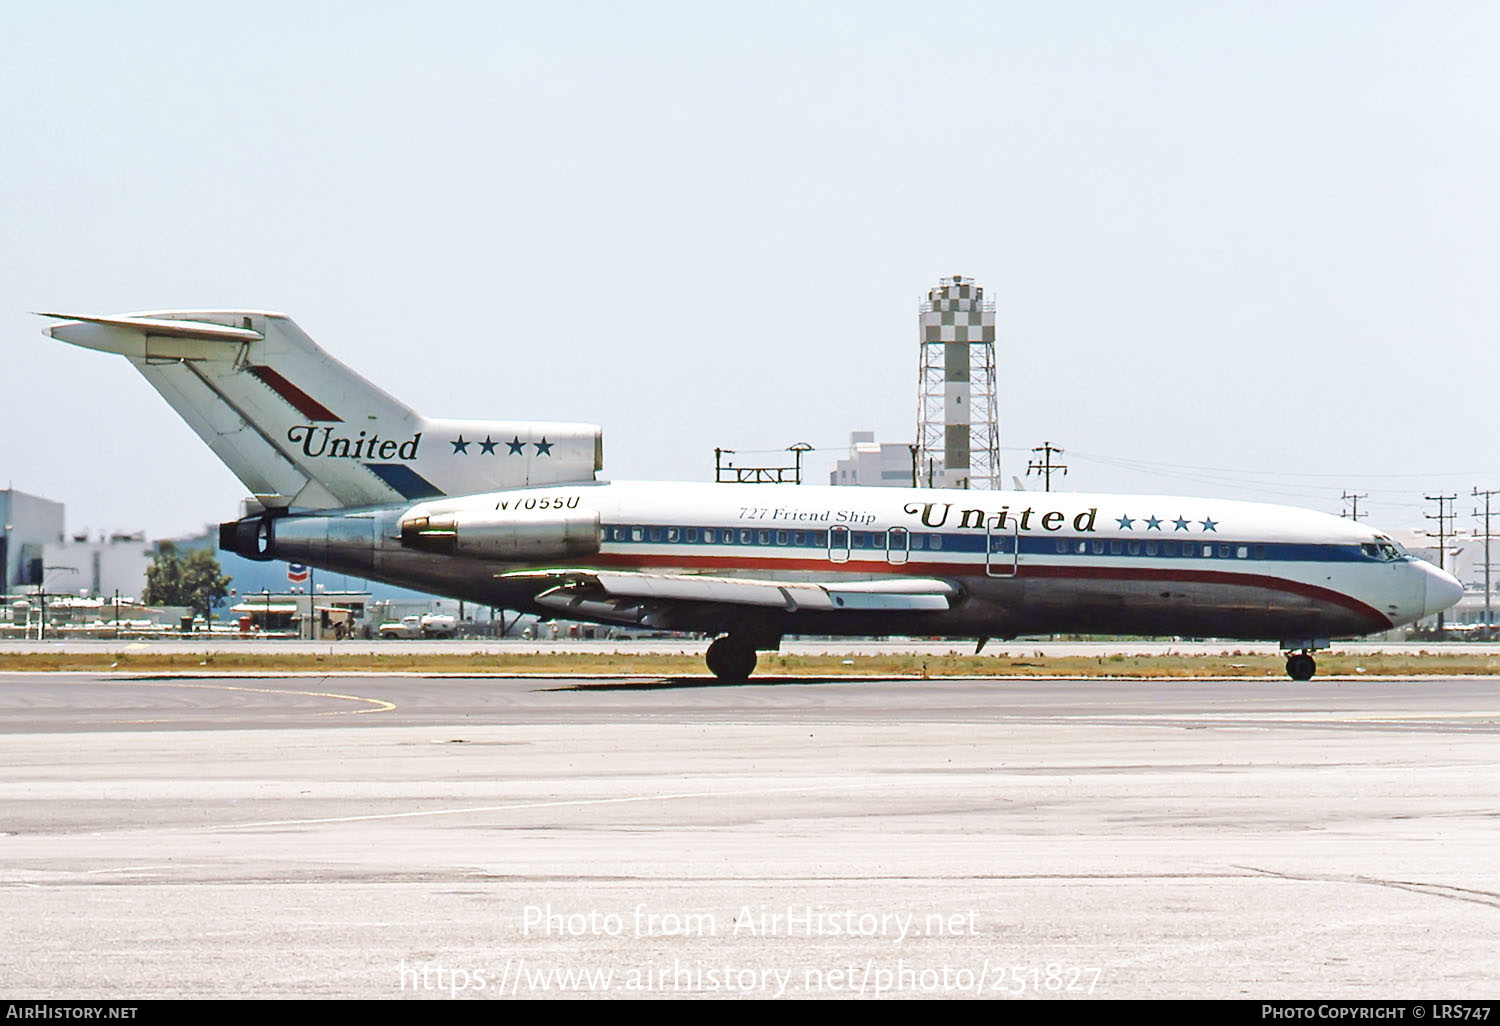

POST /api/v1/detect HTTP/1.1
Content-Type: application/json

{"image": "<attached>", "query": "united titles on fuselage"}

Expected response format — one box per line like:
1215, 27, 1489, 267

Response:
904, 501, 1099, 533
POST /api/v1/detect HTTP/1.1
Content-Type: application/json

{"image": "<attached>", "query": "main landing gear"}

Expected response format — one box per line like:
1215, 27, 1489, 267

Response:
1285, 652, 1317, 681
706, 635, 758, 682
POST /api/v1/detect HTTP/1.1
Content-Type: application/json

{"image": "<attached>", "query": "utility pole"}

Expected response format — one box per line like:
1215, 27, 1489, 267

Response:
714, 444, 812, 484
1341, 491, 1368, 521
908, 444, 919, 488
1475, 487, 1498, 641
1026, 442, 1068, 492
1423, 493, 1458, 635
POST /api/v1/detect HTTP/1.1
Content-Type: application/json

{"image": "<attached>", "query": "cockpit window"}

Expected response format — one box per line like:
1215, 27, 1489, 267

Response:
1364, 537, 1405, 561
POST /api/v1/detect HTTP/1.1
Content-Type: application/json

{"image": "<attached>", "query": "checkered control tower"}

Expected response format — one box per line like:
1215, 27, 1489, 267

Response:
916, 274, 999, 489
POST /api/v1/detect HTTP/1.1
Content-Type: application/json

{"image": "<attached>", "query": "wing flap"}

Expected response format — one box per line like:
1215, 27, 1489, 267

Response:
512, 569, 958, 618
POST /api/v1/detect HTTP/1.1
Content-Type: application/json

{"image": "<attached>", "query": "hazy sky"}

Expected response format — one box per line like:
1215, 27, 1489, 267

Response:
2, 1, 1496, 539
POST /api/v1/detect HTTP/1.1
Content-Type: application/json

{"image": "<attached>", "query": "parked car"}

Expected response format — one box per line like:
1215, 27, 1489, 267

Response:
377, 613, 457, 639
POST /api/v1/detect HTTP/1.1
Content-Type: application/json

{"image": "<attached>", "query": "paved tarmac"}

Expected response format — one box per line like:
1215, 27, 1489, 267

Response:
2, 672, 1498, 999
3, 637, 1498, 656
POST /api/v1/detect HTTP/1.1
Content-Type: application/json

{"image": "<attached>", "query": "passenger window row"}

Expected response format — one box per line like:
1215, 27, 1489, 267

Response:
599, 527, 1351, 563
1053, 539, 1264, 559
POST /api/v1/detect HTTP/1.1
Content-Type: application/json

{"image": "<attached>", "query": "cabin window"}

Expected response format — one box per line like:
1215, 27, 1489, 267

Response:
928, 535, 942, 550
758, 530, 770, 545
1127, 541, 1140, 555
1091, 540, 1104, 555
685, 528, 698, 543
1163, 541, 1177, 556
740, 530, 753, 544
1076, 540, 1087, 554
1146, 541, 1158, 556
1202, 544, 1213, 557
1254, 544, 1266, 559
1056, 540, 1068, 554
793, 531, 805, 545
813, 531, 828, 547
776, 531, 787, 545
870, 531, 886, 548
666, 528, 679, 542
631, 527, 644, 542
1218, 544, 1231, 558
1236, 545, 1249, 559
1109, 540, 1122, 555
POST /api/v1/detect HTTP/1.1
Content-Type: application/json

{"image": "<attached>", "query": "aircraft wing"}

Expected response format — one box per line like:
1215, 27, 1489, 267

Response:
504, 569, 958, 629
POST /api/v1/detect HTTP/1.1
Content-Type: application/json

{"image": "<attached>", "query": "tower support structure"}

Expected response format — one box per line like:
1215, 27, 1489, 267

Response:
916, 275, 999, 489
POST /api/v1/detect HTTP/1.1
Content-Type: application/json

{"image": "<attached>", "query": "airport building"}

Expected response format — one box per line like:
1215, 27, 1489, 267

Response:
1, 488, 65, 591
40, 531, 155, 601
829, 431, 912, 487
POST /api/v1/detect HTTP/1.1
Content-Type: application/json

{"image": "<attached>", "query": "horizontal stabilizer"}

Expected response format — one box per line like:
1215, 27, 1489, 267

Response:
42, 312, 262, 344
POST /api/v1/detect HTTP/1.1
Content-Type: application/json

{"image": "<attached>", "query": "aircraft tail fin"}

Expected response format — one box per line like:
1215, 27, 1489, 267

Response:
45, 311, 602, 511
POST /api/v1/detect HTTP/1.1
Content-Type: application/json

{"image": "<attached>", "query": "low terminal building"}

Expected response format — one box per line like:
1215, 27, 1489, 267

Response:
829, 431, 913, 487
1, 488, 65, 592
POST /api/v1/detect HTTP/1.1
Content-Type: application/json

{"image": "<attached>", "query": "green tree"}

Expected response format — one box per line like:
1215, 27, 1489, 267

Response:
143, 543, 232, 620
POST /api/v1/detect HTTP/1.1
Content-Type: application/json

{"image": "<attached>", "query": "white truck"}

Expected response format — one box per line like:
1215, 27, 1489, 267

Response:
376, 613, 458, 639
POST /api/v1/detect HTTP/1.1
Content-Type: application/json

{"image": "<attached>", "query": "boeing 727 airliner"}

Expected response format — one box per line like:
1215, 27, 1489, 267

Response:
43, 310, 1462, 681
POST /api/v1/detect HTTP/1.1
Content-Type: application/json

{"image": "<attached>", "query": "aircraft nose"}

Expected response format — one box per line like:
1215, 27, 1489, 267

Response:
1421, 561, 1464, 618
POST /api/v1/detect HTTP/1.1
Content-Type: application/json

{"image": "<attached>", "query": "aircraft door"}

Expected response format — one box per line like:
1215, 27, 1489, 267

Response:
985, 520, 1020, 578
828, 525, 851, 563
887, 526, 910, 565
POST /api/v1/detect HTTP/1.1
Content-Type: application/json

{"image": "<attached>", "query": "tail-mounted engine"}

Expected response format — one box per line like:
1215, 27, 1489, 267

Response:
219, 514, 276, 561
399, 509, 600, 562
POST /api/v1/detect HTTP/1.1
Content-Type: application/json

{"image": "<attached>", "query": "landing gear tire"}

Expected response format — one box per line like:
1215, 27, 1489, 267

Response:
1285, 653, 1316, 681
706, 636, 757, 682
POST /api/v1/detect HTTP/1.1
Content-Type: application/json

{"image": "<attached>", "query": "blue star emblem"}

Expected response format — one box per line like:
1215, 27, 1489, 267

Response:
1144, 516, 1162, 530
479, 435, 498, 454
1116, 515, 1135, 530
450, 435, 470, 454
534, 437, 553, 456
1173, 516, 1191, 531
1200, 517, 1218, 532
506, 436, 525, 455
